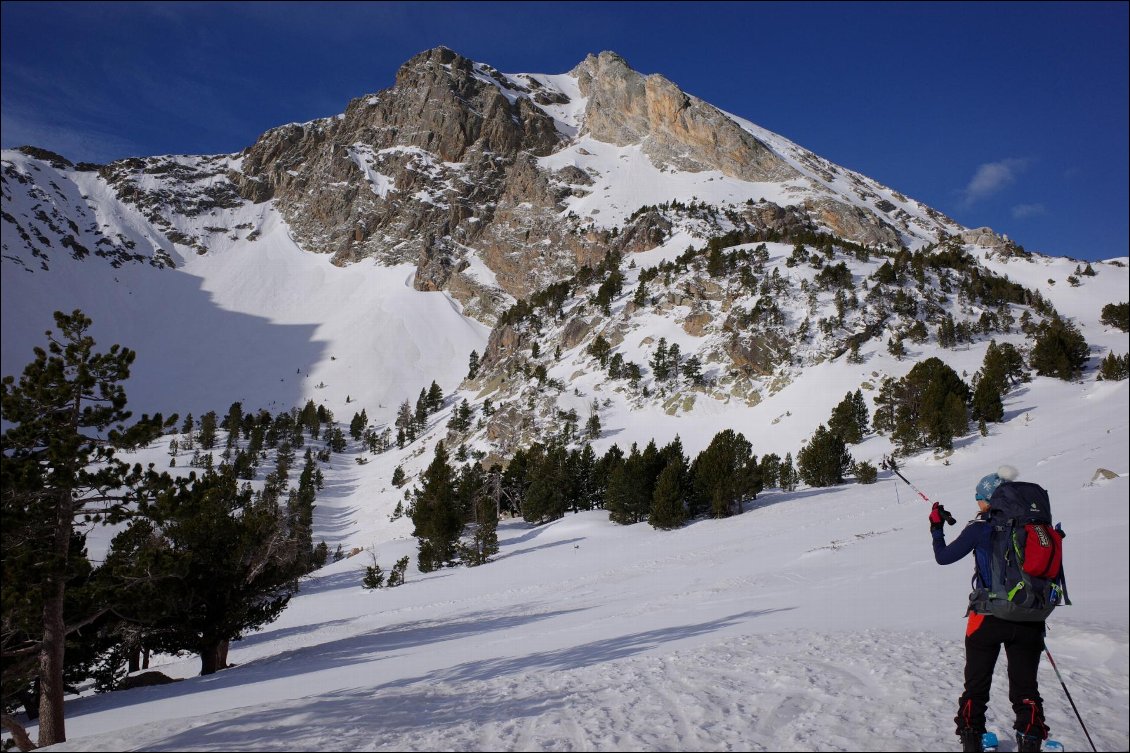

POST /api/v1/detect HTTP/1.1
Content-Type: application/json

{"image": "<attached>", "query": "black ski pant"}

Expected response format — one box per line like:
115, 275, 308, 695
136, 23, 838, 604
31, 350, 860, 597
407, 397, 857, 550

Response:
954, 614, 1049, 739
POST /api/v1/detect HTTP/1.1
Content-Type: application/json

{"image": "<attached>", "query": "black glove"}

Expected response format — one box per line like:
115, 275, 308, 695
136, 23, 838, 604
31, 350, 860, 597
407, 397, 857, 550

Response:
929, 503, 956, 532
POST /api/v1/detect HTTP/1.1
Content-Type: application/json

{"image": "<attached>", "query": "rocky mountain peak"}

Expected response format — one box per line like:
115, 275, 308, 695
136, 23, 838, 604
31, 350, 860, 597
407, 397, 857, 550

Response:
569, 50, 798, 183
570, 50, 636, 86
4, 46, 981, 327
395, 45, 465, 82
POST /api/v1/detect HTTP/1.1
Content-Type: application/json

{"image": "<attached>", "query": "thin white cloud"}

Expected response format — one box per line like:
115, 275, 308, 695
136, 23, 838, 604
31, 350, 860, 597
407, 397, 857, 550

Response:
0, 101, 142, 163
1012, 203, 1046, 219
960, 158, 1030, 207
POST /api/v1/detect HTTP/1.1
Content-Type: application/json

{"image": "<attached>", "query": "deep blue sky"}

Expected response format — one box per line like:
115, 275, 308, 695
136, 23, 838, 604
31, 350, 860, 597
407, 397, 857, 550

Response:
2, 2, 1126, 262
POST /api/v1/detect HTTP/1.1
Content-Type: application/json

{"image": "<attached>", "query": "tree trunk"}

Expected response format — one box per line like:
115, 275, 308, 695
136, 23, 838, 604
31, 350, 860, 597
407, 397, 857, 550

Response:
199, 638, 228, 676
142, 647, 151, 670
37, 492, 71, 747
37, 577, 66, 746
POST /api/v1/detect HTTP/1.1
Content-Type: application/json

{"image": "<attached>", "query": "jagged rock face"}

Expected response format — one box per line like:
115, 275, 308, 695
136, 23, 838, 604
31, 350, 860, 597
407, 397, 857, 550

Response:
960, 226, 1010, 249
804, 197, 903, 248
99, 155, 246, 255
1, 150, 175, 271
572, 52, 799, 183
232, 47, 588, 301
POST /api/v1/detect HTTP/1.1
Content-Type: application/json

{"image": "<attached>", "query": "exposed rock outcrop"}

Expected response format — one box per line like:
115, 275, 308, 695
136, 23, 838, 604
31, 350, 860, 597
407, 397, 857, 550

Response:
572, 52, 799, 182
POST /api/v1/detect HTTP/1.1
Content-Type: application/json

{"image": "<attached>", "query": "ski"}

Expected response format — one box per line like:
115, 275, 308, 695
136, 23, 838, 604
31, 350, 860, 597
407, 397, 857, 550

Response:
981, 731, 1065, 752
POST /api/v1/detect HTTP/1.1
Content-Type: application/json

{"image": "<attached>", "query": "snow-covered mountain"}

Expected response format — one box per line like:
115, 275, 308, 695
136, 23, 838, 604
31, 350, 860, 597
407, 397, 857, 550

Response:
2, 46, 1128, 752
3, 47, 1119, 429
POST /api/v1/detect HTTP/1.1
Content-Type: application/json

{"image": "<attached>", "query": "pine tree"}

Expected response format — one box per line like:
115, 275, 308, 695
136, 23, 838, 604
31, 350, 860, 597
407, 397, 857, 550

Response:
410, 443, 461, 572
287, 451, 318, 570
426, 381, 444, 413
1030, 317, 1090, 380
573, 444, 599, 512
971, 374, 1004, 423
587, 335, 612, 367
113, 467, 301, 677
467, 350, 480, 379
414, 389, 429, 428
890, 357, 970, 452
633, 281, 648, 307
971, 342, 1008, 424
758, 453, 781, 489
386, 556, 409, 587
691, 430, 759, 518
851, 389, 869, 436
328, 426, 346, 453
797, 425, 852, 487
396, 399, 415, 442
198, 411, 218, 450
606, 444, 654, 524
585, 399, 602, 440
222, 401, 244, 448
523, 444, 569, 524
828, 392, 864, 444
1098, 352, 1129, 381
1100, 302, 1129, 332
349, 410, 367, 441
449, 399, 472, 433
650, 457, 689, 529
682, 355, 704, 385
299, 399, 319, 439
362, 558, 385, 589
779, 452, 798, 492
651, 338, 670, 381
854, 461, 878, 484
1, 310, 169, 746
459, 463, 498, 565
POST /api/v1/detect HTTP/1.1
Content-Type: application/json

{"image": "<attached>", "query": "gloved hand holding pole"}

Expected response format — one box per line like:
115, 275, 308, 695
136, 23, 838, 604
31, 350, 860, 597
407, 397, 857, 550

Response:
886, 459, 956, 526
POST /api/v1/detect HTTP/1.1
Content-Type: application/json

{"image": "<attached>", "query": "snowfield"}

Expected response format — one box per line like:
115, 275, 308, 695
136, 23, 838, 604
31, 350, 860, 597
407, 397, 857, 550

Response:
16, 371, 1128, 752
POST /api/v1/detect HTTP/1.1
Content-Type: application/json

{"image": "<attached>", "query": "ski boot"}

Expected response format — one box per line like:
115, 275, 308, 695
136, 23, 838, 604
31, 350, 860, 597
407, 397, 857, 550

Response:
959, 728, 985, 752
1015, 732, 1042, 752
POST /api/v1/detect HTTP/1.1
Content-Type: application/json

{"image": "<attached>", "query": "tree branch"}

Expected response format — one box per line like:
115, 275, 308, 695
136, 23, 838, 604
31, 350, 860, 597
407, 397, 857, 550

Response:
0, 713, 36, 751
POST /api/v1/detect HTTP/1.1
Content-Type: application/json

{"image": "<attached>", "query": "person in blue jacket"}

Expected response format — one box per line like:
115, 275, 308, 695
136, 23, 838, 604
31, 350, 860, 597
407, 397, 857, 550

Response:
931, 465, 1049, 753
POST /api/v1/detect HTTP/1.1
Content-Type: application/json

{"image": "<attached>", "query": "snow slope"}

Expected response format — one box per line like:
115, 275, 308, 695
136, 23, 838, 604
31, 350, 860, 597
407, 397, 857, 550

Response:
0, 150, 488, 425
20, 371, 1129, 752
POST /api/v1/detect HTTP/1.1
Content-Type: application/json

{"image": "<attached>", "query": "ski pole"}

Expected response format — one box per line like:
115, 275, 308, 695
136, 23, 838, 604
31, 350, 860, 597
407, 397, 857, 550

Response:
1044, 646, 1097, 752
884, 460, 956, 525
